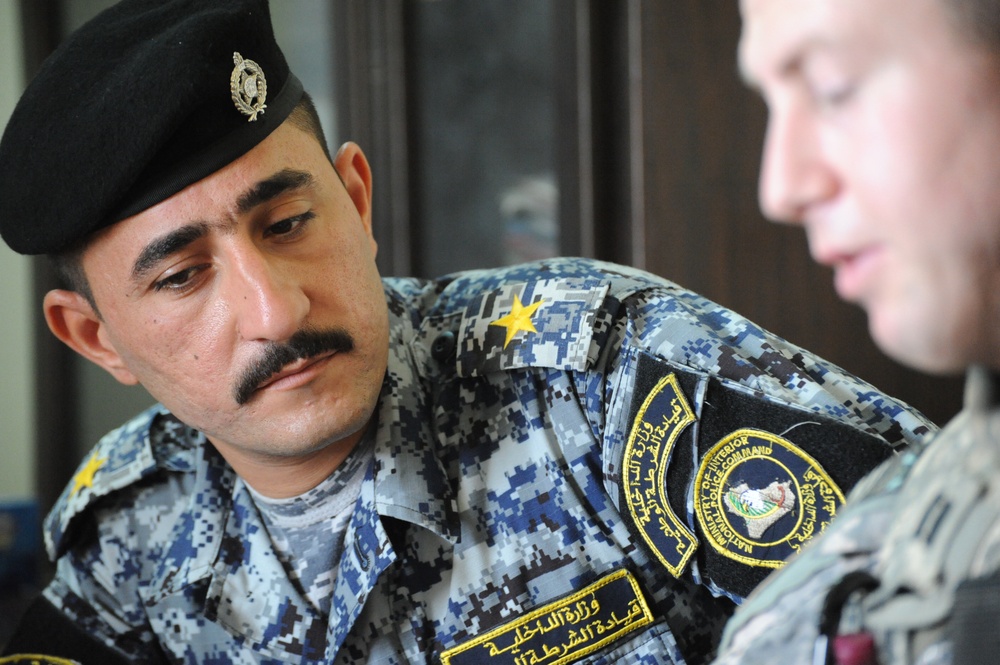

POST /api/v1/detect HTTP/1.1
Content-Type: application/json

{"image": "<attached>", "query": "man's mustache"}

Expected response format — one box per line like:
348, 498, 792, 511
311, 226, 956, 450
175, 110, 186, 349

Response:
233, 328, 354, 405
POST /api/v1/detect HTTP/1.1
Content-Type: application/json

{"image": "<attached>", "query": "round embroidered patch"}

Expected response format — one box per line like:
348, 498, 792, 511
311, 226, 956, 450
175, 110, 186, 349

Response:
694, 428, 845, 568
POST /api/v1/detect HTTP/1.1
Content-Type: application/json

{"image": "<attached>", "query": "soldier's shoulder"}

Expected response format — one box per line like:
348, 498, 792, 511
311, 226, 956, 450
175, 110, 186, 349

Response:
409, 258, 660, 375
43, 406, 209, 559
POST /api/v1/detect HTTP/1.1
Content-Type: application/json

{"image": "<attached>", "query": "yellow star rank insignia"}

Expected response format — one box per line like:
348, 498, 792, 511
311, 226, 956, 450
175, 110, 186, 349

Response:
489, 294, 545, 348
70, 452, 107, 496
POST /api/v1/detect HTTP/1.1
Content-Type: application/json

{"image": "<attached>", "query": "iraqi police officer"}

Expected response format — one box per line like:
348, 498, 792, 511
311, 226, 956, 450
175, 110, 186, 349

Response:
715, 0, 1000, 664
0, 1, 932, 663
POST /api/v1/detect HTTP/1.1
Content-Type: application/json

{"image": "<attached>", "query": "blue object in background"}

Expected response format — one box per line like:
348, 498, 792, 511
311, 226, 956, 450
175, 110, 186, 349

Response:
0, 499, 39, 591
0, 499, 40, 649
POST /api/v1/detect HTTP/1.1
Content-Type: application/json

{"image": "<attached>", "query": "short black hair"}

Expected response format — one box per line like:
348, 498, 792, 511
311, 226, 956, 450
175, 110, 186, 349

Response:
287, 91, 333, 163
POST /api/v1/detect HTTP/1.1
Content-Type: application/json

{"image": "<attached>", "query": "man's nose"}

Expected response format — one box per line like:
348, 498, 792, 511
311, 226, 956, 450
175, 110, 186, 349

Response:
758, 105, 838, 224
227, 249, 309, 342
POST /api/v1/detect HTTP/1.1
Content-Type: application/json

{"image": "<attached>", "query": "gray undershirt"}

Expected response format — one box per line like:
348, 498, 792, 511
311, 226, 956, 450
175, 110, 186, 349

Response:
247, 429, 374, 617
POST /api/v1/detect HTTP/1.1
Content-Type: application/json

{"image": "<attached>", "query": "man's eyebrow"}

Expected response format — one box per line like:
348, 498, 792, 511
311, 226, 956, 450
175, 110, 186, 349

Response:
129, 170, 316, 284
236, 168, 316, 215
742, 34, 844, 90
131, 222, 209, 283
739, 49, 806, 91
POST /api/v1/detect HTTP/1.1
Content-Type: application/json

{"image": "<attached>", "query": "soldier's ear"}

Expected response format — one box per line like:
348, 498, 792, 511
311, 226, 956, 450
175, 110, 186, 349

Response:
43, 288, 139, 386
333, 141, 377, 257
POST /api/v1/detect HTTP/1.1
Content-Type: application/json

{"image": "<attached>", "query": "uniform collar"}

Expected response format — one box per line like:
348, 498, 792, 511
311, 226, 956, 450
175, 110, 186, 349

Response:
370, 284, 460, 544
965, 366, 1000, 411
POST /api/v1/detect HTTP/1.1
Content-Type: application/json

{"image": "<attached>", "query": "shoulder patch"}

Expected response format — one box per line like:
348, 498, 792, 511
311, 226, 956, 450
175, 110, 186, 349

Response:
621, 369, 700, 576
440, 569, 653, 665
694, 428, 844, 568
456, 277, 611, 376
620, 353, 894, 600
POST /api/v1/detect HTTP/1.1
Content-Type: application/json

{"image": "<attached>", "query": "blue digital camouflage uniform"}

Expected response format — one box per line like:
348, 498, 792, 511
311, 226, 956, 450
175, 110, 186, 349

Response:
713, 367, 1000, 665
39, 258, 933, 664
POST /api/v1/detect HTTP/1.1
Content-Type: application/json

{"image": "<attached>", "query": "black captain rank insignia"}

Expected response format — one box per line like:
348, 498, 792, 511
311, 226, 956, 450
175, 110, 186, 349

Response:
621, 353, 894, 598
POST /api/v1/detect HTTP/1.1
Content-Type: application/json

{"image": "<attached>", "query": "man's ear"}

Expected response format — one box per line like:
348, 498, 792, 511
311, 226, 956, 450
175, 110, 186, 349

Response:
333, 141, 377, 254
43, 289, 139, 386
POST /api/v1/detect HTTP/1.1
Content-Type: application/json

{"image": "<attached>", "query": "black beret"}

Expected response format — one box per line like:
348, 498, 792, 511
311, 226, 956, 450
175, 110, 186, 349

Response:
0, 0, 303, 255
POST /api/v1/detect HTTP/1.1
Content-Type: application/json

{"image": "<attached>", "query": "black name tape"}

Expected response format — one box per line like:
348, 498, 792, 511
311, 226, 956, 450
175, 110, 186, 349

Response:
440, 569, 653, 665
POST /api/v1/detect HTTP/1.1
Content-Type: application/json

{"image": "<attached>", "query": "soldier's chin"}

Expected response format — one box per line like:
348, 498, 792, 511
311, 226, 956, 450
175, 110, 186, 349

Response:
867, 306, 967, 376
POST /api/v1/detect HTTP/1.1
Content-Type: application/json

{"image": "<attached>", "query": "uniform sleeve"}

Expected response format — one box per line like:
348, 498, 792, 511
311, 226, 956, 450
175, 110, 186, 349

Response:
2, 593, 166, 665
605, 277, 931, 449
16, 408, 183, 663
594, 277, 932, 602
443, 259, 931, 610
2, 508, 170, 664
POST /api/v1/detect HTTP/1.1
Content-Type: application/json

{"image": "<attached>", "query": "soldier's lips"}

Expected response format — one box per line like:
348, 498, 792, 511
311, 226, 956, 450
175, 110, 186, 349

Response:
254, 352, 337, 393
831, 245, 884, 302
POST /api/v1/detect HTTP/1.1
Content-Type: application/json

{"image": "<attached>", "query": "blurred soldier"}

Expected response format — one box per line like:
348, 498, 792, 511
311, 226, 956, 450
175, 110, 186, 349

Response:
717, 0, 1000, 663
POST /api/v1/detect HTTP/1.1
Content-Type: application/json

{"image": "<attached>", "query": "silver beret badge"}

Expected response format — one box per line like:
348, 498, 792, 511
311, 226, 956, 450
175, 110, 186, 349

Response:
230, 52, 267, 122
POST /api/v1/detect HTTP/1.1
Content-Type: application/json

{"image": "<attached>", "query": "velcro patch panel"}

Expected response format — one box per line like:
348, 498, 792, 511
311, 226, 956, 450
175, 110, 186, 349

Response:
621, 353, 894, 599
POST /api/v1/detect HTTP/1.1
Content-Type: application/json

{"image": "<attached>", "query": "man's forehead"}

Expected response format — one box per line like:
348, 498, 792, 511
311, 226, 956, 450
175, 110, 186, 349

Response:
124, 127, 320, 232
740, 0, 955, 81
737, 0, 802, 84
739, 0, 864, 81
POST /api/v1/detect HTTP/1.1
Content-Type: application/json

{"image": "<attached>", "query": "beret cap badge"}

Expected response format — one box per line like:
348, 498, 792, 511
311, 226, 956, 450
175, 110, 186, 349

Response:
230, 52, 267, 121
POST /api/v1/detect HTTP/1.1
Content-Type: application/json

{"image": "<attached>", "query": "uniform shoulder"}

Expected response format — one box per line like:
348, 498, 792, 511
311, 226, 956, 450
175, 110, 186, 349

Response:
435, 257, 672, 308
43, 405, 201, 559
414, 258, 663, 375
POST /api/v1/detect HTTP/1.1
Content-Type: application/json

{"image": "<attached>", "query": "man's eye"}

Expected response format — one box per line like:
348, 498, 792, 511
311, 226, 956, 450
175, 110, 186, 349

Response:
152, 266, 201, 292
265, 211, 315, 238
817, 83, 856, 108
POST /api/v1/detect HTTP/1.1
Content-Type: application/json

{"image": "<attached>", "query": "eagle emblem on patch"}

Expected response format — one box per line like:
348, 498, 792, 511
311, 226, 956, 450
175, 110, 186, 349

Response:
230, 52, 267, 121
695, 428, 846, 568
